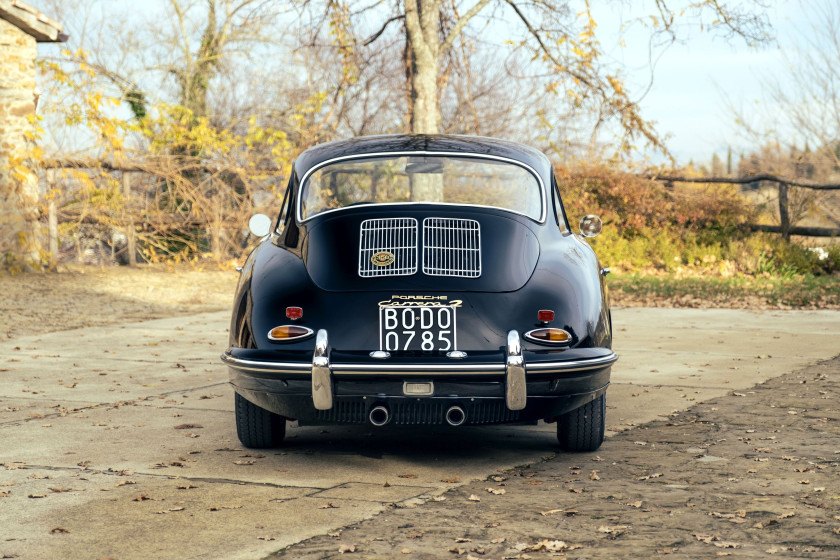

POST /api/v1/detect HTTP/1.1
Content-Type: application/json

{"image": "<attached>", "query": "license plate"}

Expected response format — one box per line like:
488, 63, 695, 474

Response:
379, 306, 457, 352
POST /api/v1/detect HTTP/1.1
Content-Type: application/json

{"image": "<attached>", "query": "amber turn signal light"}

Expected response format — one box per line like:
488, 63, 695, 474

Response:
524, 327, 571, 345
268, 325, 314, 342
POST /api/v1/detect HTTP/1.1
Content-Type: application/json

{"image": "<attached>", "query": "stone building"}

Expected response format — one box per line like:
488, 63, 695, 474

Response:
0, 0, 64, 269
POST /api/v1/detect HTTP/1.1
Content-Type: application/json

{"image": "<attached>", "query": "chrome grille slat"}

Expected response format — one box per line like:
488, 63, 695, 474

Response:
358, 218, 418, 277
422, 218, 481, 278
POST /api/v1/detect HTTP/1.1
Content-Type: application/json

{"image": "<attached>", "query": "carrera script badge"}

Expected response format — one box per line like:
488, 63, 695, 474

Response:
371, 251, 395, 267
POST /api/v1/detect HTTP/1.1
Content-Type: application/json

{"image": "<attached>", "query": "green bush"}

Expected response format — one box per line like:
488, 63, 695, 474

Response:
557, 163, 839, 278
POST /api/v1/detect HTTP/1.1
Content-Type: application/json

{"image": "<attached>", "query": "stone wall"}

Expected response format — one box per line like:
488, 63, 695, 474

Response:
0, 17, 41, 269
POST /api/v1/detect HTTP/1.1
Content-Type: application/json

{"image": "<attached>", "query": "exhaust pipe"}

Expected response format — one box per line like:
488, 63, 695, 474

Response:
369, 405, 391, 426
445, 405, 466, 427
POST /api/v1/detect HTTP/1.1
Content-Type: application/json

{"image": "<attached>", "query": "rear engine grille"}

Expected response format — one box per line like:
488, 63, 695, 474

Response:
422, 218, 481, 278
358, 218, 418, 277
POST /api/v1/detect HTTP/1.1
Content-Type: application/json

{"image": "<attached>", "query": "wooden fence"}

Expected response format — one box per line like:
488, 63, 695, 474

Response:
648, 173, 840, 240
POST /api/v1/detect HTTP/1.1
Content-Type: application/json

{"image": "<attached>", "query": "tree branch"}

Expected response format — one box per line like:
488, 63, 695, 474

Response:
439, 0, 492, 54
362, 14, 405, 46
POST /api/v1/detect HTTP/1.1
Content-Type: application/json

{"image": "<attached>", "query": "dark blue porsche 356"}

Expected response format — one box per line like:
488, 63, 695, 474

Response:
222, 134, 616, 451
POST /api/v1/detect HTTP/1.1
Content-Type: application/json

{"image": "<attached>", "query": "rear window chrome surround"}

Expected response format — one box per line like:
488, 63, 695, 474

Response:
295, 151, 547, 224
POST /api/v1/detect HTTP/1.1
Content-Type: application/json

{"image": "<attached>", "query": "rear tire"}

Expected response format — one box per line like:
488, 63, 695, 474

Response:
557, 393, 606, 452
235, 392, 286, 448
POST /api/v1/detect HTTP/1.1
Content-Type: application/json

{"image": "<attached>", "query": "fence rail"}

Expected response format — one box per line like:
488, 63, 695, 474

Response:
647, 174, 840, 239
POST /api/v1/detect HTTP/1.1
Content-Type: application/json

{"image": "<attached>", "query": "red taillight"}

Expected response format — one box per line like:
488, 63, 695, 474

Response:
286, 306, 303, 320
538, 310, 555, 323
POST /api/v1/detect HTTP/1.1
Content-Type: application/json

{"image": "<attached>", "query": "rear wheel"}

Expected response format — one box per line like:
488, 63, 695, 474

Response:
557, 393, 606, 452
235, 392, 286, 448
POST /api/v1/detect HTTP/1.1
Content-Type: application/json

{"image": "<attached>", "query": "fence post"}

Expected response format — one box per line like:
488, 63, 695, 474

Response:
48, 199, 58, 265
778, 183, 791, 241
212, 194, 222, 262
122, 173, 137, 265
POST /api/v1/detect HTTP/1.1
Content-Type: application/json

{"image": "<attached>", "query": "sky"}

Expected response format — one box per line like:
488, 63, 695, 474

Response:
34, 0, 818, 167
587, 1, 813, 164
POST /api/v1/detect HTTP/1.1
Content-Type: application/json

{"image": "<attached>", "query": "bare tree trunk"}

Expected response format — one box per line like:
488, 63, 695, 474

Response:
404, 1, 444, 201
122, 173, 137, 265
778, 183, 791, 240
404, 0, 441, 134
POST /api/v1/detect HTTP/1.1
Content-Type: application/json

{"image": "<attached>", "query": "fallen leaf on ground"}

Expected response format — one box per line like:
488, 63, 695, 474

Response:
694, 533, 717, 543
174, 424, 203, 430
208, 504, 242, 511
627, 501, 643, 508
450, 547, 466, 555
132, 493, 151, 501
778, 512, 796, 519
155, 507, 185, 514
485, 487, 505, 495
257, 536, 275, 541
400, 549, 411, 554
491, 537, 506, 544
520, 540, 573, 552
467, 494, 480, 501
525, 480, 542, 485
638, 473, 663, 481
599, 525, 628, 535
177, 484, 197, 489
338, 544, 356, 553
441, 476, 461, 483
319, 502, 339, 509
28, 494, 46, 498
50, 527, 69, 534
398, 474, 417, 479
540, 509, 563, 516
713, 542, 740, 549
455, 538, 472, 543
590, 470, 601, 481
115, 480, 136, 487
233, 459, 255, 465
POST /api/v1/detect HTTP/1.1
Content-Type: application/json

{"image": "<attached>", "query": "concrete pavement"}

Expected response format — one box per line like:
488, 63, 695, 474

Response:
1, 308, 838, 559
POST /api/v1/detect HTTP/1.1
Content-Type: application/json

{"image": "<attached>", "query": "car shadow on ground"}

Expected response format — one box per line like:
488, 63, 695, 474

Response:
276, 423, 560, 460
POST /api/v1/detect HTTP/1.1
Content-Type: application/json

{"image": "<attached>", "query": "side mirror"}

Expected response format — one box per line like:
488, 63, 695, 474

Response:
579, 214, 602, 238
248, 213, 272, 238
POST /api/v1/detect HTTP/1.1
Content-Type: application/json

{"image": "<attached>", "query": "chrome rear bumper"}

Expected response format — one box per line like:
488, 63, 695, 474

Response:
221, 329, 618, 411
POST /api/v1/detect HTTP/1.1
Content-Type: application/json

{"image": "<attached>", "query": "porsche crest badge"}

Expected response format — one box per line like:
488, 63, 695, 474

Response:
371, 251, 395, 267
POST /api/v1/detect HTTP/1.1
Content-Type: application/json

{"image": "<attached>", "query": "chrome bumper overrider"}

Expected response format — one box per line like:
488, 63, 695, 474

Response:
221, 329, 618, 411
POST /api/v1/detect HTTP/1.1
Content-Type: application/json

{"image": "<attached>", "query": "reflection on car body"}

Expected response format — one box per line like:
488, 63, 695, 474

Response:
222, 134, 616, 451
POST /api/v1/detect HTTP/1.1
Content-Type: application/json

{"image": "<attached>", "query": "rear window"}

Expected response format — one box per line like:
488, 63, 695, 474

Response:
299, 155, 543, 221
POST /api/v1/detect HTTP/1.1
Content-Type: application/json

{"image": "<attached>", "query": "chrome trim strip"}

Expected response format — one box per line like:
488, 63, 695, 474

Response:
222, 351, 617, 376
505, 330, 527, 410
526, 353, 618, 371
311, 330, 334, 410
296, 151, 547, 224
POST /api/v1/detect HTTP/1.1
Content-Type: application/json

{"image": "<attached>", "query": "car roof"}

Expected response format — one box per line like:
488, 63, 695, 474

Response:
292, 134, 554, 183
